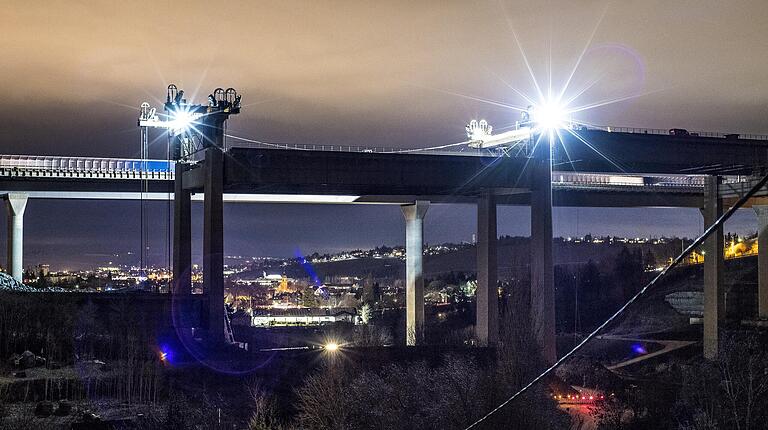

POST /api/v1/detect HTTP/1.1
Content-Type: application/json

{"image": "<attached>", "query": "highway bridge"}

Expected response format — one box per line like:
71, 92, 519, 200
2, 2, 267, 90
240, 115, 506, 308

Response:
0, 152, 748, 205
3, 126, 768, 360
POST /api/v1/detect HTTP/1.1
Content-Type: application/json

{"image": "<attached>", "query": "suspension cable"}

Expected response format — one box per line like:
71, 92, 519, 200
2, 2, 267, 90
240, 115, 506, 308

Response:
393, 140, 470, 153
223, 132, 472, 154
223, 133, 313, 150
464, 172, 768, 429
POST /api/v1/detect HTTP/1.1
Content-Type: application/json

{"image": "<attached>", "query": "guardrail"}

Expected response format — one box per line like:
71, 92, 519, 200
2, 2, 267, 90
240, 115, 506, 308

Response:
596, 126, 768, 141
549, 172, 743, 189
0, 155, 174, 180
224, 138, 496, 156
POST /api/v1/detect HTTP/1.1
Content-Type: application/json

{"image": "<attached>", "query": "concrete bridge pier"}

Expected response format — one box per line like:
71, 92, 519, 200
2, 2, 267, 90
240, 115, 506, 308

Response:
3, 193, 28, 282
530, 140, 556, 364
173, 162, 192, 295
702, 175, 724, 360
203, 146, 225, 343
401, 200, 429, 346
753, 205, 768, 319
476, 192, 498, 346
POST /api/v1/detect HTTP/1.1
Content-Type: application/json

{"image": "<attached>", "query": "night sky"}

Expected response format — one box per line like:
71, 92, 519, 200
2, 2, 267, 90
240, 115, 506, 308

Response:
2, 1, 767, 269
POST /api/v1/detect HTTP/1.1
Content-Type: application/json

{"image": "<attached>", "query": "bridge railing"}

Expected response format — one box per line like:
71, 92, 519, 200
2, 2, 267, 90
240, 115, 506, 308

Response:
0, 155, 174, 179
597, 126, 768, 141
225, 139, 490, 156
553, 172, 710, 189
554, 172, 747, 189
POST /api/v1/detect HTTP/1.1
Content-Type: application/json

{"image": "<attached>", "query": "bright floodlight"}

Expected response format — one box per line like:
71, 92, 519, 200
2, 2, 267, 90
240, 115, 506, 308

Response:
324, 342, 339, 352
531, 102, 568, 130
171, 110, 195, 130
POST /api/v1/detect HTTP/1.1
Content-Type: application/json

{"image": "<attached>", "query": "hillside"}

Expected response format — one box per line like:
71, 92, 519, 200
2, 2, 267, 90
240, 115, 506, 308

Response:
260, 237, 688, 281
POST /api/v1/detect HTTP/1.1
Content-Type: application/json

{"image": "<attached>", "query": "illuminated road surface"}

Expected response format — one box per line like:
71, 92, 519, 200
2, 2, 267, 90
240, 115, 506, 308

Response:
558, 386, 600, 430
597, 335, 696, 370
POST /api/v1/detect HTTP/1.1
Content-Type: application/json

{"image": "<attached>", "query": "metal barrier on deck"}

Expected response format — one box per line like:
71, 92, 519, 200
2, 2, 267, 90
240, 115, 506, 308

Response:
0, 155, 175, 180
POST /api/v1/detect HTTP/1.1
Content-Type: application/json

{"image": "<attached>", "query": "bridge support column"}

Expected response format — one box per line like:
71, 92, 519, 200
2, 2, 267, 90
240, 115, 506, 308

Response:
401, 200, 429, 346
476, 192, 498, 346
3, 193, 27, 282
204, 147, 225, 343
702, 176, 724, 360
531, 140, 556, 364
173, 163, 192, 295
753, 205, 768, 319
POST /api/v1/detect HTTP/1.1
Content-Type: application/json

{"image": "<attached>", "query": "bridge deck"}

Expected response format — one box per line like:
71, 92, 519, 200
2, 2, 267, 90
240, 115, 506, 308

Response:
4, 124, 768, 207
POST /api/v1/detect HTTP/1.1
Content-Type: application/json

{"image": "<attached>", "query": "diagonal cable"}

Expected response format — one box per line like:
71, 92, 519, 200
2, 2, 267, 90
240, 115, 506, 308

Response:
465, 172, 768, 429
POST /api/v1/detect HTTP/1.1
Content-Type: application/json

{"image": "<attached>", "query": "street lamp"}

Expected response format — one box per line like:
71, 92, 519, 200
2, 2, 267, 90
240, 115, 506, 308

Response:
324, 341, 340, 352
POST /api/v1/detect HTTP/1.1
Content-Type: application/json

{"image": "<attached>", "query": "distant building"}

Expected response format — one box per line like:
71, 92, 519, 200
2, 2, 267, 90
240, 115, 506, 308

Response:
47, 272, 79, 286
37, 264, 50, 277
250, 307, 360, 327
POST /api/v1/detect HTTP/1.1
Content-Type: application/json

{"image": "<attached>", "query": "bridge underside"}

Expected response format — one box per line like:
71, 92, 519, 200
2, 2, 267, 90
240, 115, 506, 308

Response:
0, 189, 703, 208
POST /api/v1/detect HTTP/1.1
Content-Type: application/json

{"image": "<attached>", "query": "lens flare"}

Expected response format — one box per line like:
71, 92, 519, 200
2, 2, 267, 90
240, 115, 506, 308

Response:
158, 345, 173, 364
170, 110, 196, 131
324, 342, 339, 352
531, 101, 569, 131
632, 343, 647, 355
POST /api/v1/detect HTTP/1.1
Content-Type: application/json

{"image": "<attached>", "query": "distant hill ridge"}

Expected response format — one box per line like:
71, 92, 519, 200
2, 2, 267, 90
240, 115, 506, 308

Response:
243, 237, 686, 280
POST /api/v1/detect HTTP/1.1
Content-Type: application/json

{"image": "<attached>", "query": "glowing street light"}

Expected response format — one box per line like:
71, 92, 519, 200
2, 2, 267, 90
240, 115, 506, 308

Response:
324, 341, 340, 352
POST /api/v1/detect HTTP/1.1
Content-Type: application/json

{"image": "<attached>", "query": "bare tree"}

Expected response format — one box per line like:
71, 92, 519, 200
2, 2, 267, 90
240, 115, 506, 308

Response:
245, 377, 284, 430
295, 364, 351, 430
718, 335, 768, 430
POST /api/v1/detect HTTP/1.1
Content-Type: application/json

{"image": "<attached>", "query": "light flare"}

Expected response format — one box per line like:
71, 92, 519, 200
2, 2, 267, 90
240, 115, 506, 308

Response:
324, 342, 339, 352
531, 101, 569, 131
